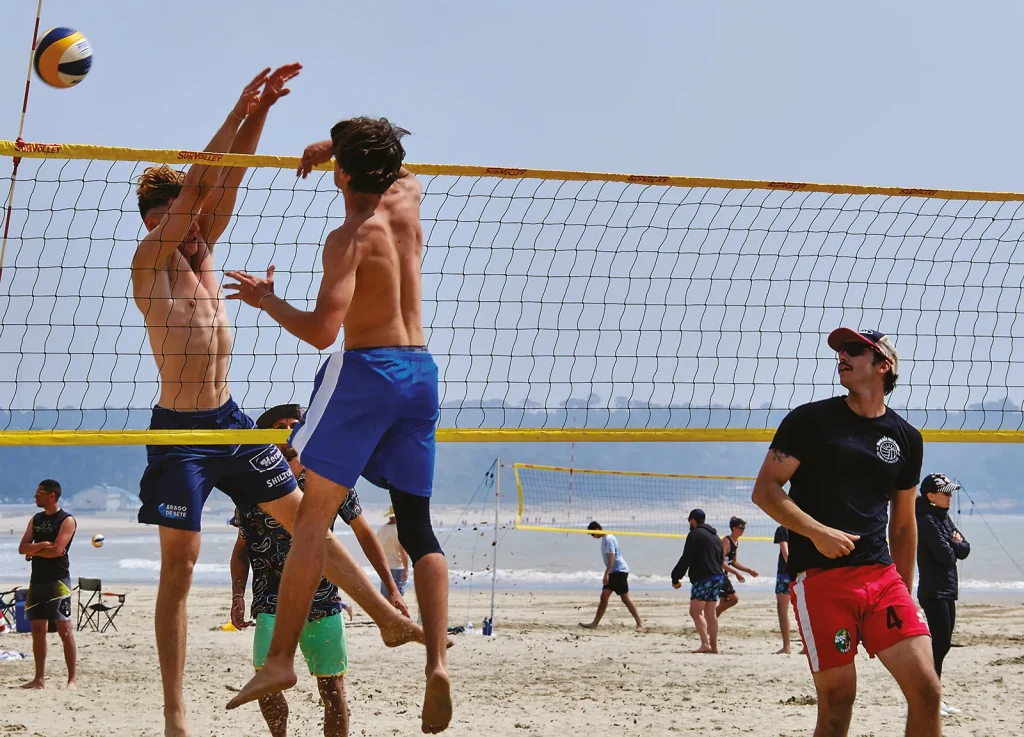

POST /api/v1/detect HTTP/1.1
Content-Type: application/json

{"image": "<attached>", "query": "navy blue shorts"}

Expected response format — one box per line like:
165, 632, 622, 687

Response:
138, 398, 297, 531
291, 348, 439, 497
691, 575, 724, 602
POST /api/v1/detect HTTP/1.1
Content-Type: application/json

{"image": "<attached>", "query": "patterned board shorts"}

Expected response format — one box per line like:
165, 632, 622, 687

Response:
776, 575, 792, 595
691, 575, 724, 601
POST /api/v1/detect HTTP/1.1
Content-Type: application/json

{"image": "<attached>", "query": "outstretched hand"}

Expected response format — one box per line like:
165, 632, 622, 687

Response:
297, 140, 334, 178
224, 266, 275, 308
232, 68, 272, 120
257, 63, 302, 110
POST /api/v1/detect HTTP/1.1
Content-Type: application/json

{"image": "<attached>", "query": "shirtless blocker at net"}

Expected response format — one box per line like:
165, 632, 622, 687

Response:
127, 66, 426, 737
223, 117, 453, 734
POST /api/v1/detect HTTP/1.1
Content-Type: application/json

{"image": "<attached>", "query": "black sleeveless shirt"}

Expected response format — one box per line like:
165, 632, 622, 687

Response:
724, 535, 738, 564
30, 509, 75, 583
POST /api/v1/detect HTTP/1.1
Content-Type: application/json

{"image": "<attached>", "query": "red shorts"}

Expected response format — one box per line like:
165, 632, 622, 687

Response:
789, 564, 930, 674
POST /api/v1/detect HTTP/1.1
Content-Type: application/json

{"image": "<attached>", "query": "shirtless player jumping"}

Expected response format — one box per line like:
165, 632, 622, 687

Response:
130, 69, 421, 737
223, 117, 452, 733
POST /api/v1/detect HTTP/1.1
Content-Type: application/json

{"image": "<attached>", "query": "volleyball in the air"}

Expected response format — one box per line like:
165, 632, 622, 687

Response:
91, 534, 105, 548
33, 27, 92, 89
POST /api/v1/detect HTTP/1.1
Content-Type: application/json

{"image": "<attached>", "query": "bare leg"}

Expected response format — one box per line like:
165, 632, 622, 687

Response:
775, 593, 792, 654
55, 620, 77, 689
261, 488, 421, 648
876, 636, 942, 737
705, 601, 719, 653
579, 589, 612, 628
413, 552, 452, 734
716, 593, 738, 617
258, 692, 289, 737
688, 598, 711, 653
620, 593, 645, 630
317, 676, 349, 737
811, 663, 857, 737
228, 481, 343, 710
155, 527, 201, 737
19, 619, 47, 689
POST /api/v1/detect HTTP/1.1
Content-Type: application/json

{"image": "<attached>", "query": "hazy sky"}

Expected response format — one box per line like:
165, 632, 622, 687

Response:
4, 2, 1024, 190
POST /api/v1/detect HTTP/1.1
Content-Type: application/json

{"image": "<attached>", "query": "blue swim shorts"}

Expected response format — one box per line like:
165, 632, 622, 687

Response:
291, 347, 439, 497
138, 397, 297, 531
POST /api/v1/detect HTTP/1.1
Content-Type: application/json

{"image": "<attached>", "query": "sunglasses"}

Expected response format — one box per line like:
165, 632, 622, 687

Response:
839, 342, 872, 357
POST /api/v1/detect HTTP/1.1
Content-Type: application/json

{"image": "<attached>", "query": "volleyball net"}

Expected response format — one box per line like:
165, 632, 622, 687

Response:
3, 139, 1024, 445
513, 462, 772, 540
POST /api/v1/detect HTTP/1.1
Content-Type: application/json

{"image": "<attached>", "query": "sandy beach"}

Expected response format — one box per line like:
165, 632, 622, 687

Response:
0, 585, 1021, 736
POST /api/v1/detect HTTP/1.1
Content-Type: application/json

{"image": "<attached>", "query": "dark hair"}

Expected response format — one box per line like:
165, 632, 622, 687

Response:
330, 117, 409, 195
688, 509, 706, 524
137, 165, 185, 217
39, 479, 61, 500
729, 516, 746, 530
872, 352, 898, 396
587, 521, 602, 531
256, 404, 304, 430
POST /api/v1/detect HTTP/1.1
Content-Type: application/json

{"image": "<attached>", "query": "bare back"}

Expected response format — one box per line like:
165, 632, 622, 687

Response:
132, 246, 232, 411
331, 170, 425, 349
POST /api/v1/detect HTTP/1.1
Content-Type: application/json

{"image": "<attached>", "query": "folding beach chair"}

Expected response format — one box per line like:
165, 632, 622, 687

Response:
76, 578, 126, 633
0, 586, 20, 629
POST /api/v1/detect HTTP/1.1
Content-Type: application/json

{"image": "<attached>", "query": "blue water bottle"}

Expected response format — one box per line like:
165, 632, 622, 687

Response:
14, 589, 30, 633
482, 617, 493, 636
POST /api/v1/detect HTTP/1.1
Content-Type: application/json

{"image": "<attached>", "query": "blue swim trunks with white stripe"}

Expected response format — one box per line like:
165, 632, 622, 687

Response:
290, 347, 439, 497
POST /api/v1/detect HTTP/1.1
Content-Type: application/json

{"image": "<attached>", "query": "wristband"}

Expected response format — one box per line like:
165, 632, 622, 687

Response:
258, 293, 274, 310
230, 109, 245, 122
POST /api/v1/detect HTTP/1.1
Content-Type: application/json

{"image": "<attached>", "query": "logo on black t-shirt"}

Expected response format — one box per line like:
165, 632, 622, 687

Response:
875, 436, 901, 463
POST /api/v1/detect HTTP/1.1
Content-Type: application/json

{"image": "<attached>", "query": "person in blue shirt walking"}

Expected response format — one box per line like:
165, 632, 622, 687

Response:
579, 522, 645, 631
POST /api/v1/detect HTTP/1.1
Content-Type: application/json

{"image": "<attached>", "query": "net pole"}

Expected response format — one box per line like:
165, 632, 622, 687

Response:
488, 457, 501, 631
0, 0, 43, 284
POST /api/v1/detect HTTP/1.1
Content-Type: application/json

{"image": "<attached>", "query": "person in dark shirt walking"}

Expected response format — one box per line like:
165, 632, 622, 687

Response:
916, 472, 970, 718
717, 516, 759, 617
752, 328, 941, 737
670, 509, 725, 653
17, 479, 77, 690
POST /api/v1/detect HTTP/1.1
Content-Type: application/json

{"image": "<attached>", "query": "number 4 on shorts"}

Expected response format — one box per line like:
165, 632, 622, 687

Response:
886, 605, 903, 630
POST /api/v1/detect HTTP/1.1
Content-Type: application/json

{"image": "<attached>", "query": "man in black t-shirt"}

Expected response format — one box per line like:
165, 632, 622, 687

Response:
773, 525, 796, 655
17, 479, 77, 690
752, 328, 941, 737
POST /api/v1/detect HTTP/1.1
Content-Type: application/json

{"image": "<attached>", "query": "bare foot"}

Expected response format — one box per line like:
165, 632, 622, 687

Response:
421, 668, 452, 734
691, 645, 714, 654
578, 622, 598, 629
381, 617, 424, 648
163, 712, 191, 737
66, 680, 77, 690
634, 624, 646, 632
774, 647, 791, 655
19, 679, 44, 689
226, 662, 297, 710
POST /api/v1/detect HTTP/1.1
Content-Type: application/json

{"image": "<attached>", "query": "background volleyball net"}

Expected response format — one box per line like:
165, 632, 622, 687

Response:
3, 139, 1024, 444
513, 462, 771, 540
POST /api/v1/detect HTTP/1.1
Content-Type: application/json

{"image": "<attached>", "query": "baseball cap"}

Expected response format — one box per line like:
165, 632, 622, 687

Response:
920, 473, 960, 496
688, 509, 706, 524
827, 327, 899, 376
255, 403, 304, 430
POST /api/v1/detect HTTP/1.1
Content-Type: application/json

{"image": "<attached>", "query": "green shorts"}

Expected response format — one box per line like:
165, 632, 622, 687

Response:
253, 612, 348, 678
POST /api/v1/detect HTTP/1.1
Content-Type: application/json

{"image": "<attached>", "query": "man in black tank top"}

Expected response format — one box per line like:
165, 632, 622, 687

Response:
18, 479, 78, 690
717, 516, 759, 617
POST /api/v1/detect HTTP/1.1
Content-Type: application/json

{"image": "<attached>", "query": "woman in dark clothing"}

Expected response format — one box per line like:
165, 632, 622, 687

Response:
916, 472, 971, 717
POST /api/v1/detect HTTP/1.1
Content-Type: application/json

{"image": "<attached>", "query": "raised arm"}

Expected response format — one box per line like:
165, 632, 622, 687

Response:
225, 225, 360, 349
201, 64, 302, 246
133, 69, 271, 270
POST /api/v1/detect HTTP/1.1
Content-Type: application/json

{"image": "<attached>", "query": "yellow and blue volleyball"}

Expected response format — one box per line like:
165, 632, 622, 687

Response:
34, 27, 92, 89
91, 533, 105, 548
